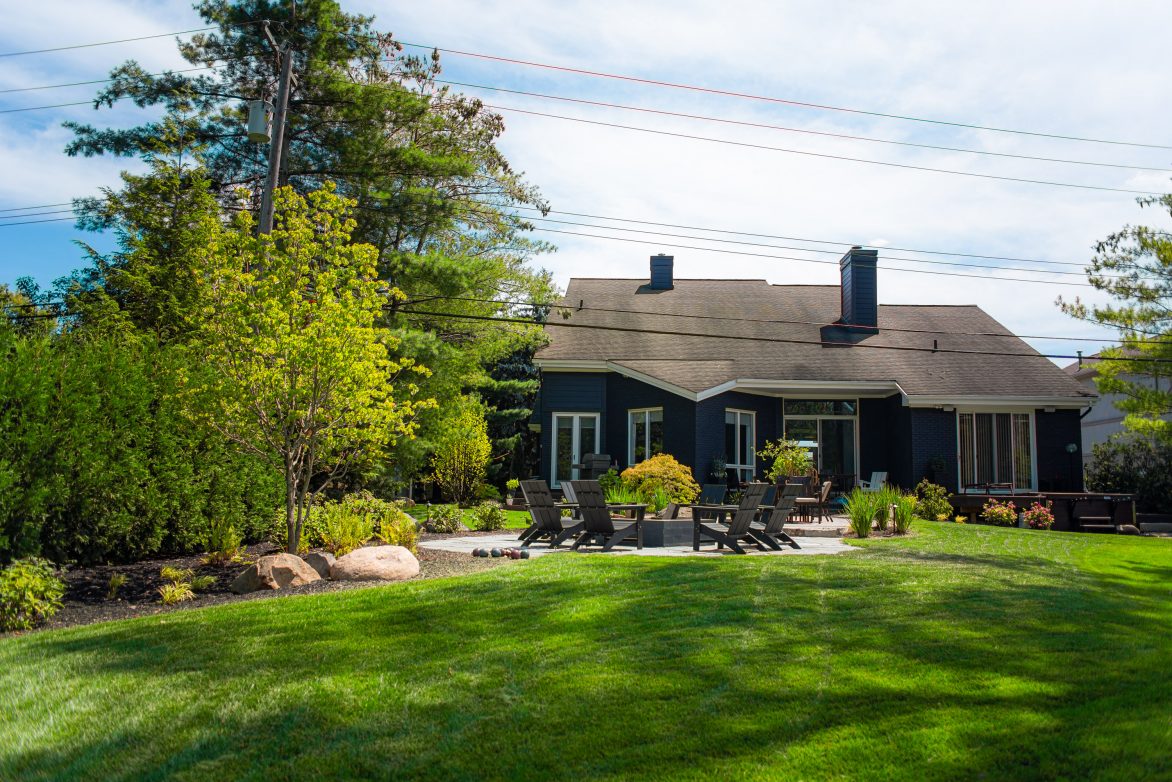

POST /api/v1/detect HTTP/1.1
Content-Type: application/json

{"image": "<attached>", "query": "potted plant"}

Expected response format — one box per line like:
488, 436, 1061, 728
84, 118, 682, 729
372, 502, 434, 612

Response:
757, 439, 815, 484
708, 455, 727, 484
505, 478, 520, 505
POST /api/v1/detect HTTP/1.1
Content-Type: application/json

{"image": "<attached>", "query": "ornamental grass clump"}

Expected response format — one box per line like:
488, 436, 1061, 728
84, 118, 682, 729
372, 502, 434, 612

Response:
892, 494, 916, 535
981, 499, 1018, 527
843, 489, 880, 538
1023, 501, 1055, 530
873, 485, 903, 532
0, 558, 65, 631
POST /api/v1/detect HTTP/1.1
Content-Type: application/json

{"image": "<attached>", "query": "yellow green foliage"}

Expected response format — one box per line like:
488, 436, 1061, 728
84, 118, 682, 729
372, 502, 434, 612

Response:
620, 454, 701, 505
431, 404, 492, 505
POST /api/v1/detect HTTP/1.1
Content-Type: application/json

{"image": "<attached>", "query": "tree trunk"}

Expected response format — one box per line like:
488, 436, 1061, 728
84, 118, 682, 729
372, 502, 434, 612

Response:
286, 464, 299, 554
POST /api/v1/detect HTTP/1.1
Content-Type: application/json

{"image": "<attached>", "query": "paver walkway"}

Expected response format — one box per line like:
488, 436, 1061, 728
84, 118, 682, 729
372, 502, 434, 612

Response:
420, 532, 854, 558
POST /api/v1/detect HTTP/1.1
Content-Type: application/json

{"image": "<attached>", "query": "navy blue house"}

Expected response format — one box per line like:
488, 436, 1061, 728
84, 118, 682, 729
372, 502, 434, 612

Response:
532, 251, 1094, 492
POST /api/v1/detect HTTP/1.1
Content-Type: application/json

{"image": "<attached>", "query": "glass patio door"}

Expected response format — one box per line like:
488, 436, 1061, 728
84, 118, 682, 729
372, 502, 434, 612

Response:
552, 413, 599, 488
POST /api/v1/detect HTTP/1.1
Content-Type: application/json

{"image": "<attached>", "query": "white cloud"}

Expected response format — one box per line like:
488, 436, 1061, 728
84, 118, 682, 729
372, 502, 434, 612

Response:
2, 0, 1168, 364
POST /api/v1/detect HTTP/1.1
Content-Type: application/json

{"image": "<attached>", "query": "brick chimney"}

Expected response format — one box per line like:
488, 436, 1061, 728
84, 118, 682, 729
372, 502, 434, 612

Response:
839, 246, 878, 331
648, 254, 674, 290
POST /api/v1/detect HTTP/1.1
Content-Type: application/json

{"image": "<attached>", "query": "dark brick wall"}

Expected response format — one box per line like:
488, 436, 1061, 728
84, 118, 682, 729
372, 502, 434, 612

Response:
910, 408, 959, 491
606, 374, 696, 471
1036, 408, 1084, 491
695, 391, 780, 481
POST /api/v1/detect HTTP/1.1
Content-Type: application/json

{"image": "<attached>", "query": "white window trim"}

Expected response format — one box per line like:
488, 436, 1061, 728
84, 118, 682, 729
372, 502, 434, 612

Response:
955, 410, 1038, 491
725, 408, 756, 481
550, 412, 602, 489
627, 407, 664, 467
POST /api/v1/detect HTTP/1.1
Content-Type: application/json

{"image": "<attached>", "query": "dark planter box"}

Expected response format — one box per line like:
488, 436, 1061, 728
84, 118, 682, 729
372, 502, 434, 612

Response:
641, 519, 694, 547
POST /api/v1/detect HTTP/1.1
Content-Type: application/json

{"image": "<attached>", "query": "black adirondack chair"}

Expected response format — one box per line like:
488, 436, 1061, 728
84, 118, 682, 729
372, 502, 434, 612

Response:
519, 480, 583, 548
693, 483, 727, 522
566, 480, 644, 551
751, 483, 803, 550
692, 482, 769, 554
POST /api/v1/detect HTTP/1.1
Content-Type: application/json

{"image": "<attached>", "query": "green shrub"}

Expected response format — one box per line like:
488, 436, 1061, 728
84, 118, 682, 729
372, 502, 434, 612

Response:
1086, 434, 1172, 513
646, 487, 671, 514
505, 479, 520, 492
378, 504, 420, 554
980, 499, 1018, 527
620, 454, 701, 505
598, 468, 622, 496
468, 502, 506, 532
202, 517, 244, 566
316, 501, 375, 556
757, 439, 814, 483
106, 573, 127, 601
913, 479, 953, 521
427, 504, 464, 534
431, 404, 491, 505
189, 575, 216, 592
0, 558, 65, 631
157, 582, 194, 605
892, 494, 916, 535
0, 329, 281, 566
843, 489, 879, 539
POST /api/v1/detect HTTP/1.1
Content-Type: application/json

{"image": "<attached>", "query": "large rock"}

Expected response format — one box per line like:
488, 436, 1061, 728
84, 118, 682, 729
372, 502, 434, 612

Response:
231, 553, 321, 594
330, 545, 420, 582
304, 551, 336, 578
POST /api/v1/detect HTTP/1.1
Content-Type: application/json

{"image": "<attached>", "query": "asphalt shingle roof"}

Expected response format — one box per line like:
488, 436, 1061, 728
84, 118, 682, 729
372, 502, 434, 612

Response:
535, 278, 1092, 399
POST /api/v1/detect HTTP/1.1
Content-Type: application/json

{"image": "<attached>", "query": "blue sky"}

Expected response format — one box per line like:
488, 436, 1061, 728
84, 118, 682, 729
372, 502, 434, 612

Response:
2, 0, 1170, 365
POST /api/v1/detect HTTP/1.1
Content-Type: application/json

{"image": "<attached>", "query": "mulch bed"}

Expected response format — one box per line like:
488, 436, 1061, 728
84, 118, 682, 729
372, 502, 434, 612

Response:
33, 537, 509, 633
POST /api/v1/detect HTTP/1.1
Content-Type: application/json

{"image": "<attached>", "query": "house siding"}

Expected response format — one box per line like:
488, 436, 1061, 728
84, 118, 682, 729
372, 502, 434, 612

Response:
1035, 408, 1084, 491
536, 372, 607, 484
695, 391, 779, 481
606, 374, 696, 471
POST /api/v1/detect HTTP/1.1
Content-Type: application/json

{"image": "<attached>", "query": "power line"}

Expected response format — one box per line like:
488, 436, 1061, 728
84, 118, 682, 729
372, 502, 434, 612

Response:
483, 103, 1165, 197
402, 292, 1172, 345
506, 205, 1096, 269
0, 64, 225, 94
435, 79, 1170, 174
0, 24, 258, 58
0, 216, 75, 227
394, 305, 1172, 365
400, 41, 1172, 151
522, 225, 1098, 287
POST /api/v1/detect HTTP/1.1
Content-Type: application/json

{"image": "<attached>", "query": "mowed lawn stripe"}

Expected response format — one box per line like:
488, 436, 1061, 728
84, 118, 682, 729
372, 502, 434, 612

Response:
1, 523, 1168, 781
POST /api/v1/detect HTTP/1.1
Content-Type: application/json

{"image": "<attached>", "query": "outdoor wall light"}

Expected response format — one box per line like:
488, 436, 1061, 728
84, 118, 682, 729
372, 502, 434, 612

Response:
1065, 443, 1078, 453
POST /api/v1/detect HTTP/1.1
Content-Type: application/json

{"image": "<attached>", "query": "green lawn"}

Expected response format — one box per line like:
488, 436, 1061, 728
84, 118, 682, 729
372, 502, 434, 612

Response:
406, 503, 532, 530
1, 524, 1168, 781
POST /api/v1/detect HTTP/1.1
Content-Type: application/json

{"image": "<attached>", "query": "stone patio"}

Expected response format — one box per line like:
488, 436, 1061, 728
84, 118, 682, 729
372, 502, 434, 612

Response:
419, 529, 854, 558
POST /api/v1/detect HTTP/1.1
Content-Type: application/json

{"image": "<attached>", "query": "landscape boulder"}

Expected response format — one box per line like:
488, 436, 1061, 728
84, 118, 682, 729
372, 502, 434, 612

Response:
231, 553, 321, 594
304, 551, 336, 578
330, 545, 420, 582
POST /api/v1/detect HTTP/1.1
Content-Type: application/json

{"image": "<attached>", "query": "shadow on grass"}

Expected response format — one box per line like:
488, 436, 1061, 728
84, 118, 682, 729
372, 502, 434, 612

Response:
3, 534, 1169, 781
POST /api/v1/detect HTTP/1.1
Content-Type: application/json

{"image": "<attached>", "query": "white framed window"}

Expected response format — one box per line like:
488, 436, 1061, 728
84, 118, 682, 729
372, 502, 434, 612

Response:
551, 412, 601, 488
782, 399, 859, 478
957, 411, 1036, 490
724, 409, 756, 482
628, 408, 664, 466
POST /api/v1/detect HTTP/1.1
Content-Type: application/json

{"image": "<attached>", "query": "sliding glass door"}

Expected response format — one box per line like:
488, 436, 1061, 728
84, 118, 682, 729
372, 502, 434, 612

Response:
552, 413, 600, 488
782, 399, 858, 477
957, 412, 1034, 489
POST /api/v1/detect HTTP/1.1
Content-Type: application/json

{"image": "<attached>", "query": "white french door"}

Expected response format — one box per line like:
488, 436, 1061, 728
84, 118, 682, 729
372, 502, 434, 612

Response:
551, 413, 600, 488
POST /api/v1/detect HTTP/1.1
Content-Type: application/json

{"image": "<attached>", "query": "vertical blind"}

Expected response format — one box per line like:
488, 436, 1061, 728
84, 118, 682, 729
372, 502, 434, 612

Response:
958, 412, 1033, 489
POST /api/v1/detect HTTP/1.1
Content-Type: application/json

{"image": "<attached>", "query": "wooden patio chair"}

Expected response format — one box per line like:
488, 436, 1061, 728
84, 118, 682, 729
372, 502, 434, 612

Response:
692, 482, 769, 555
519, 480, 583, 548
694, 483, 728, 522
858, 471, 888, 493
752, 483, 803, 550
566, 480, 644, 551
795, 480, 833, 523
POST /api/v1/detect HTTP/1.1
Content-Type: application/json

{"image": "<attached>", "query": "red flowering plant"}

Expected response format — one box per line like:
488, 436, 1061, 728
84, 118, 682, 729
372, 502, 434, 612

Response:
980, 498, 1018, 527
1023, 501, 1055, 530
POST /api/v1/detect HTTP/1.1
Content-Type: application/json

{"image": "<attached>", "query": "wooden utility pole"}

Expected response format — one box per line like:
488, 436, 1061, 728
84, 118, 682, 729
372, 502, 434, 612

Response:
258, 45, 294, 235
